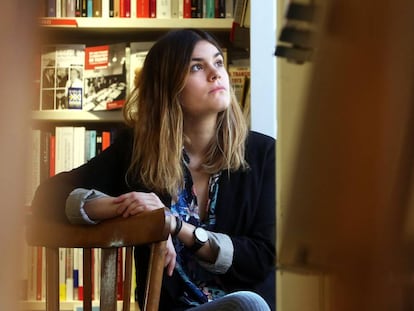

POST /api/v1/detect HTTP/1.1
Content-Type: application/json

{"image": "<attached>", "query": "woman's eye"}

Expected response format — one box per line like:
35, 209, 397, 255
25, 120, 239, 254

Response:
215, 59, 224, 67
190, 64, 203, 72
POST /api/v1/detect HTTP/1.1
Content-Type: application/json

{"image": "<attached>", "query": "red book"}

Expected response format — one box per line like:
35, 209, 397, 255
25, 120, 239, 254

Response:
149, 0, 156, 18
36, 247, 43, 300
183, 0, 191, 18
120, 0, 131, 17
136, 0, 149, 17
102, 131, 111, 151
49, 135, 55, 177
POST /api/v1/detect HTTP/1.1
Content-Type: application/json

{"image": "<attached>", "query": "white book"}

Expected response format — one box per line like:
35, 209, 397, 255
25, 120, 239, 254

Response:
55, 126, 74, 174
130, 0, 137, 18
156, 0, 171, 18
73, 126, 86, 168
26, 129, 41, 205
102, 0, 110, 17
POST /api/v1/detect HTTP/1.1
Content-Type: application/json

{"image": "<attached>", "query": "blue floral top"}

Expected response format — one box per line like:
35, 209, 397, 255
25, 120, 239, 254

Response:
169, 151, 225, 306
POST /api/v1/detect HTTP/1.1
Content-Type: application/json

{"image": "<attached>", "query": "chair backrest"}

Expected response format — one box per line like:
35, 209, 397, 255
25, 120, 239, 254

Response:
26, 208, 170, 311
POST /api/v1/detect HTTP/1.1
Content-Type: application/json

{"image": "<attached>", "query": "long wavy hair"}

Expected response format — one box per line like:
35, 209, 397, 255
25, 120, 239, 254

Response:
123, 29, 248, 197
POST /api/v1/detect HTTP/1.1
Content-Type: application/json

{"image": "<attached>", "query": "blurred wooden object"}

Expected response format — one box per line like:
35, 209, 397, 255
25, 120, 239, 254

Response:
278, 0, 414, 310
26, 208, 170, 311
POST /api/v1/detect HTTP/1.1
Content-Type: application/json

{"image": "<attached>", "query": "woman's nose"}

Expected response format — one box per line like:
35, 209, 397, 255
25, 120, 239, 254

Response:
209, 68, 221, 81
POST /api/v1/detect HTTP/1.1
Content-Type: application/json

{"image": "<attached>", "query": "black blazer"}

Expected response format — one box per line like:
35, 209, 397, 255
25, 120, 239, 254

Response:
32, 129, 276, 310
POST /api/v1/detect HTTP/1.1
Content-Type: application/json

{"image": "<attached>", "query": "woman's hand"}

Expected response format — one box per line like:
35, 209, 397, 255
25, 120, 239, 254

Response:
113, 192, 164, 218
164, 235, 177, 276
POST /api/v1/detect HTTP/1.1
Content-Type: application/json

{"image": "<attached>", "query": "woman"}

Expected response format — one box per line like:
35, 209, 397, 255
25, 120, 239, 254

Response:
32, 29, 275, 310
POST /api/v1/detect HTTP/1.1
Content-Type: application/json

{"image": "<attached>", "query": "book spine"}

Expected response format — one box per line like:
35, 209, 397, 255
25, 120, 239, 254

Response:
116, 248, 123, 300
109, 0, 114, 17
102, 131, 111, 151
47, 0, 56, 19
205, 0, 214, 18
40, 131, 51, 183
102, 0, 110, 17
149, 0, 156, 18
59, 248, 66, 301
191, 0, 203, 18
93, 0, 102, 16
78, 249, 84, 300
87, 0, 93, 16
81, 0, 88, 16
171, 0, 180, 18
61, 0, 67, 17
183, 0, 191, 18
215, 0, 226, 18
136, 0, 149, 17
225, 0, 233, 18
67, 0, 76, 17
114, 0, 120, 16
36, 247, 43, 300
75, 0, 82, 16
49, 135, 56, 177
156, 0, 171, 19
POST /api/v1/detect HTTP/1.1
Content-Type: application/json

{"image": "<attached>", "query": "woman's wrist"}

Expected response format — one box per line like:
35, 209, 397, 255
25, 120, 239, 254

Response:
172, 216, 183, 237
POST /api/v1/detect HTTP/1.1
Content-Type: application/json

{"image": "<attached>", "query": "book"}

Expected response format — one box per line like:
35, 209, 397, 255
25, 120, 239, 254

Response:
40, 44, 85, 110
225, 0, 233, 18
183, 0, 191, 18
93, 0, 102, 16
228, 65, 250, 107
191, 0, 203, 18
149, 0, 156, 18
156, 0, 171, 18
55, 126, 74, 174
215, 0, 226, 18
84, 43, 127, 111
136, 0, 150, 17
26, 130, 41, 206
85, 129, 97, 161
205, 0, 215, 18
128, 41, 154, 92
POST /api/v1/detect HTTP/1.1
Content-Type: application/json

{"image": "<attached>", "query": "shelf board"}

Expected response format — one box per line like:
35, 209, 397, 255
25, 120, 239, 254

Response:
39, 17, 234, 31
32, 110, 124, 122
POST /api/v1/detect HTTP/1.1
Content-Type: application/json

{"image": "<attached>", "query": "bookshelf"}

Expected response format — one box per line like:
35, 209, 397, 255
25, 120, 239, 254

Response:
25, 4, 245, 311
40, 17, 233, 29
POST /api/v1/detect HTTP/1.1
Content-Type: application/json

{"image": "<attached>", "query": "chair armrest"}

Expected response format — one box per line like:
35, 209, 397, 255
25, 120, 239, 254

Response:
26, 208, 170, 248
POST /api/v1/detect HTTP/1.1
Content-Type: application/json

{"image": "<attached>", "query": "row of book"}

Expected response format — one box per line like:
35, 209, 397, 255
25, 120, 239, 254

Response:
22, 245, 133, 303
26, 126, 119, 206
37, 41, 154, 111
37, 41, 250, 112
43, 0, 235, 19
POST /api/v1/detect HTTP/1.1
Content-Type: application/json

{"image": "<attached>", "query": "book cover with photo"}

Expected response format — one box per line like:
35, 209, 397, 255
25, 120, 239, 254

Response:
83, 43, 127, 111
39, 45, 85, 110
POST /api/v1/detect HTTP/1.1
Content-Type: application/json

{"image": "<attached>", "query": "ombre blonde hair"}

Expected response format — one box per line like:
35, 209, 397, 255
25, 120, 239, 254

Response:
123, 29, 248, 197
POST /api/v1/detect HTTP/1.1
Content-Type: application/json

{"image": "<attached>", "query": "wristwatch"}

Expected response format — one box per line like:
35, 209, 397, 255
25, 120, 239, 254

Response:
189, 227, 209, 252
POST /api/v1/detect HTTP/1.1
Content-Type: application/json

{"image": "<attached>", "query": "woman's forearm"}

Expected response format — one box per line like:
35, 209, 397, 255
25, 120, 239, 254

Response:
83, 196, 119, 221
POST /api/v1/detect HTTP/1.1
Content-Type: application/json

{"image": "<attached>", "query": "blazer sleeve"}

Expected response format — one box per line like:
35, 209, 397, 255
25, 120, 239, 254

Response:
31, 129, 133, 223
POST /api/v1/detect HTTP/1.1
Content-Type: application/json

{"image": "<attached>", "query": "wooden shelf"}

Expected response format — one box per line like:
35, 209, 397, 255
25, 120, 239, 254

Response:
32, 110, 124, 122
40, 17, 234, 31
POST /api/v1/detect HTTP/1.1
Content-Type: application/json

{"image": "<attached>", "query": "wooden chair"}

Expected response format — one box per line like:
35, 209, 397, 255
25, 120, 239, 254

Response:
26, 208, 170, 311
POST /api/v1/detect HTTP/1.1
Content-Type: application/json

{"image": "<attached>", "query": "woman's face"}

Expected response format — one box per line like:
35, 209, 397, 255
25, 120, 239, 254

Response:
180, 40, 230, 118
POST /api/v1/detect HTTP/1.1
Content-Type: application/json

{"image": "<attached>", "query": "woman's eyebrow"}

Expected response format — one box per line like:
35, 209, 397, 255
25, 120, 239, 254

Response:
191, 52, 222, 62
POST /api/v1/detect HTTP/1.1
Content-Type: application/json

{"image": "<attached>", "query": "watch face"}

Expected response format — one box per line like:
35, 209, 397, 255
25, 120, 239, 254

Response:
194, 227, 209, 243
